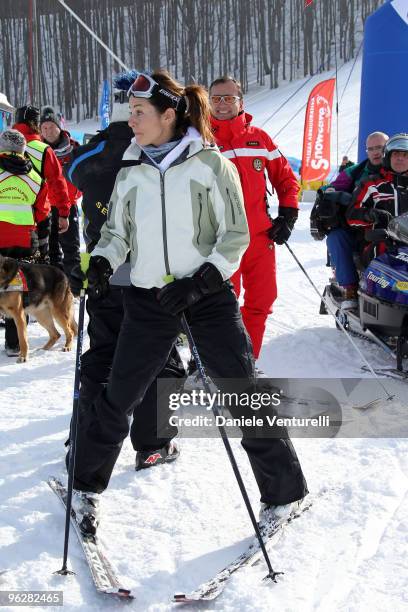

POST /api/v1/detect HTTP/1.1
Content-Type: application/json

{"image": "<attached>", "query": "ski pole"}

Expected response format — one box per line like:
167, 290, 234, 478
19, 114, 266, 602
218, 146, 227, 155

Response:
55, 253, 90, 576
283, 241, 394, 402
179, 310, 282, 582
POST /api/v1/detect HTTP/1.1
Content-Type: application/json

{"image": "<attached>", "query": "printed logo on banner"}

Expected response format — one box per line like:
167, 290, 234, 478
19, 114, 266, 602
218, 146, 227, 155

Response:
301, 78, 335, 183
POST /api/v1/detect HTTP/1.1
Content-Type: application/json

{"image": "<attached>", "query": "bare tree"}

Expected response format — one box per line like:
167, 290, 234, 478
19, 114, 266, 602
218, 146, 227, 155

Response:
0, 0, 385, 121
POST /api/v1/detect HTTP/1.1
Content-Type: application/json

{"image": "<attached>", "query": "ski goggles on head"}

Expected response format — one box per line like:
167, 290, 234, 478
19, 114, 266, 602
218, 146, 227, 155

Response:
128, 73, 184, 110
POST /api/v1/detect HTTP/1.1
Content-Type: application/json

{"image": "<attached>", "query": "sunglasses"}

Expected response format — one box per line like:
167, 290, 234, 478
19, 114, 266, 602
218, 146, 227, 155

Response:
210, 95, 241, 104
128, 73, 183, 109
366, 145, 384, 153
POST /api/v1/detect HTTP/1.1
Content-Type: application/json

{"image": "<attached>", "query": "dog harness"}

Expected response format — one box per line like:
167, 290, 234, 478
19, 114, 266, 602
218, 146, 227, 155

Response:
0, 269, 29, 293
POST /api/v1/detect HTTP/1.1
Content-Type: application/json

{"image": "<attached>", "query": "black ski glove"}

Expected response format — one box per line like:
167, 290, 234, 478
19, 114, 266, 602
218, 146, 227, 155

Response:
86, 255, 113, 300
69, 263, 87, 297
268, 206, 298, 245
157, 262, 224, 315
364, 208, 393, 227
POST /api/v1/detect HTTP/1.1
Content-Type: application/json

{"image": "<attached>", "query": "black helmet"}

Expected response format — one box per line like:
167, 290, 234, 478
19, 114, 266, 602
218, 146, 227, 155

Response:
383, 133, 408, 170
15, 105, 40, 126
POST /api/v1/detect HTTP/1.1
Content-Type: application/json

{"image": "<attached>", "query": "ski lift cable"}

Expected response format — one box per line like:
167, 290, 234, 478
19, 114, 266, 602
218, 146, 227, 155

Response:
55, 0, 129, 71
273, 102, 308, 140
271, 56, 349, 141
339, 39, 363, 106
346, 134, 358, 156
260, 66, 323, 129
333, 21, 340, 171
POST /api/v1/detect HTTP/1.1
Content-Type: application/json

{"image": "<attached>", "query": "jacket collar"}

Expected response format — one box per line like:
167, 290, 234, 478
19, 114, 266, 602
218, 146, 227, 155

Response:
12, 123, 42, 142
45, 130, 72, 157
211, 111, 253, 140
123, 126, 210, 169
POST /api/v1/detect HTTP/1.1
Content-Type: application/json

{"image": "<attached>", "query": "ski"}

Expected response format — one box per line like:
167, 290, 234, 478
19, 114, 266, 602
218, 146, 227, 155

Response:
48, 477, 134, 599
361, 365, 408, 381
173, 496, 314, 603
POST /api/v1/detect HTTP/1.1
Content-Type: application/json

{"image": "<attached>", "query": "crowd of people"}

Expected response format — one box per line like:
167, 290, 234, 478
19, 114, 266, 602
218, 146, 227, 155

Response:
0, 104, 81, 356
1, 67, 407, 537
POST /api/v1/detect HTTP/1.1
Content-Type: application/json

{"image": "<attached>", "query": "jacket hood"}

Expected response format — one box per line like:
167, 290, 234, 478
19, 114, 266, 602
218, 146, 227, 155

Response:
0, 152, 33, 175
102, 122, 134, 142
211, 112, 253, 140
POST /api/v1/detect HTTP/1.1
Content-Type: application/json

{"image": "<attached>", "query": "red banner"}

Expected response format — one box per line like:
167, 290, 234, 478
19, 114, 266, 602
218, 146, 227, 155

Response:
304, 0, 314, 7
301, 78, 335, 183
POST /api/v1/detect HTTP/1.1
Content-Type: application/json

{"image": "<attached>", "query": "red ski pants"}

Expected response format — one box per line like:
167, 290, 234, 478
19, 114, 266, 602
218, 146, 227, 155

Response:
231, 232, 277, 358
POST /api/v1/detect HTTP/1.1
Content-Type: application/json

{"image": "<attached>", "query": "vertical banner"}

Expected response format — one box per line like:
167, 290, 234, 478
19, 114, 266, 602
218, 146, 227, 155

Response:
358, 0, 408, 160
301, 78, 336, 184
99, 79, 110, 130
0, 113, 3, 132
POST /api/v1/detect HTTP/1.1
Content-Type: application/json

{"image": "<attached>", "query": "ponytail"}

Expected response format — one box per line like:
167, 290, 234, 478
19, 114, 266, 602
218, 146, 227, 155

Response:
182, 84, 214, 145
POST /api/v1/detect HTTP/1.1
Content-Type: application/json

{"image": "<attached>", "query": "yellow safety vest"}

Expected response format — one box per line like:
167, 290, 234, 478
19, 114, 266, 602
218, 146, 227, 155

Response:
26, 139, 49, 177
0, 165, 42, 226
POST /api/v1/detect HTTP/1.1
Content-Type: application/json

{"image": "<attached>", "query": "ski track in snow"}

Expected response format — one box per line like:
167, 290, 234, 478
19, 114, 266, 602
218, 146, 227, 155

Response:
1, 55, 408, 611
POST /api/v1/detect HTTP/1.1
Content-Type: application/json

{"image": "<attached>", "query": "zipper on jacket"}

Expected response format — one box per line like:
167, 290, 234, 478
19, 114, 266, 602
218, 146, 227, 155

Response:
197, 192, 203, 245
226, 187, 236, 224
155, 149, 215, 277
160, 174, 171, 275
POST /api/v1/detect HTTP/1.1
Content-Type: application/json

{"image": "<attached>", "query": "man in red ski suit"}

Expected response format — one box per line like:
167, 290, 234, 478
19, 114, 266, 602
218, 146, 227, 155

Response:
210, 76, 299, 358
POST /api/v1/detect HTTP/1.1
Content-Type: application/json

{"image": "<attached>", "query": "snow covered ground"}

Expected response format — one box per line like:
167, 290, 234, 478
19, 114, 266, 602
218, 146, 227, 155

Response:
1, 56, 407, 611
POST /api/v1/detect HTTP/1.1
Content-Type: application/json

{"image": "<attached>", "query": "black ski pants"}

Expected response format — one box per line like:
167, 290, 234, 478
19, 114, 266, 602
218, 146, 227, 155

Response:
73, 284, 308, 505
49, 205, 81, 280
78, 285, 185, 451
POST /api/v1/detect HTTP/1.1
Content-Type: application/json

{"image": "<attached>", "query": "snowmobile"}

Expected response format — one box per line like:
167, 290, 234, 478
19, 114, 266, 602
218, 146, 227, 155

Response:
319, 213, 408, 374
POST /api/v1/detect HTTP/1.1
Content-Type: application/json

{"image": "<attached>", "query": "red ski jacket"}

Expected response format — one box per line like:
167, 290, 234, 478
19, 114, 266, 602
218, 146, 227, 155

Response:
211, 112, 299, 234
13, 123, 71, 218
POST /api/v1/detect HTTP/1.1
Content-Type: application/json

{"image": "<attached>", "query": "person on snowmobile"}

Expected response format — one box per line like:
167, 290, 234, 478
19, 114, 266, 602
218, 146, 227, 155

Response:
347, 133, 408, 246
313, 132, 389, 310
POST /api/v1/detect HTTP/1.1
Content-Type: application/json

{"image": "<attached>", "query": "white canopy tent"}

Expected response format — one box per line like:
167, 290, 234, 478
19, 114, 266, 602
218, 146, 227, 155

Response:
0, 93, 14, 114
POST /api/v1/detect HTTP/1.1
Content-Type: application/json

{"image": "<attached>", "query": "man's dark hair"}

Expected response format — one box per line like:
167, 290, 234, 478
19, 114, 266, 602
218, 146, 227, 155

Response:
209, 76, 243, 98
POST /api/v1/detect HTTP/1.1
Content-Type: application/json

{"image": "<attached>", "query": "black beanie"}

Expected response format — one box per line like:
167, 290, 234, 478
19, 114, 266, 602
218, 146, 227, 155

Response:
15, 105, 40, 126
40, 106, 61, 128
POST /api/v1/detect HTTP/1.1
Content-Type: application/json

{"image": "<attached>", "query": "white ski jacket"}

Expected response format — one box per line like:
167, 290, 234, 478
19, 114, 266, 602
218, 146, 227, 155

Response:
92, 128, 249, 289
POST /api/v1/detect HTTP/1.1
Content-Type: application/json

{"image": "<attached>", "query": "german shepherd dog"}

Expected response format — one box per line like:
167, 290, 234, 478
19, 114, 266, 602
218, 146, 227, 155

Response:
0, 255, 78, 362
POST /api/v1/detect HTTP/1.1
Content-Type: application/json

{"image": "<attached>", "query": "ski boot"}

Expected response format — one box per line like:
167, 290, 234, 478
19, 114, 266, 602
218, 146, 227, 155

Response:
71, 489, 100, 537
258, 498, 305, 536
135, 441, 180, 471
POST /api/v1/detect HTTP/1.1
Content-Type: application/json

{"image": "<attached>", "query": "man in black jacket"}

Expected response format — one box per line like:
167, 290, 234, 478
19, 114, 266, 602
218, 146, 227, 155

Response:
66, 73, 185, 473
40, 106, 81, 282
